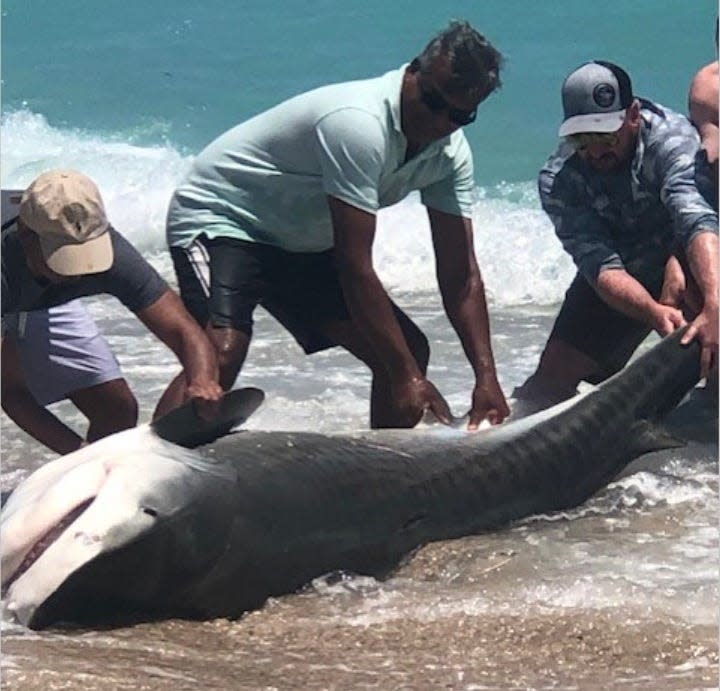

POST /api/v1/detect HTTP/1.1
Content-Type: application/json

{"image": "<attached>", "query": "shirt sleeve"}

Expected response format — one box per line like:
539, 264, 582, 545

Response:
1, 253, 9, 334
420, 136, 475, 218
104, 229, 169, 312
314, 108, 386, 214
649, 129, 719, 247
539, 159, 623, 284
1, 229, 23, 326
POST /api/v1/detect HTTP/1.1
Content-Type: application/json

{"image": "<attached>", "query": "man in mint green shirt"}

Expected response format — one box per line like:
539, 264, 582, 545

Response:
163, 20, 509, 429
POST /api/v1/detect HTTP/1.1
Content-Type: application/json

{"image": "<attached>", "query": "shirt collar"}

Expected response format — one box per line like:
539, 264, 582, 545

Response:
385, 63, 455, 160
630, 113, 649, 185
387, 63, 407, 135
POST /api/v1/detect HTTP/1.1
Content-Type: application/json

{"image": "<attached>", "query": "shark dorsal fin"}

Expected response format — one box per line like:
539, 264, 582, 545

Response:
151, 387, 265, 448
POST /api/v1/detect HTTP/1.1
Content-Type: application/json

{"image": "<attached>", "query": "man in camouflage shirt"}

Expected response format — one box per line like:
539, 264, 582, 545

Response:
515, 61, 718, 409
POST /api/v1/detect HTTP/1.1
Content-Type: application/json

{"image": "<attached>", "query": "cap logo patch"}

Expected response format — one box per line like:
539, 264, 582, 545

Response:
593, 83, 616, 108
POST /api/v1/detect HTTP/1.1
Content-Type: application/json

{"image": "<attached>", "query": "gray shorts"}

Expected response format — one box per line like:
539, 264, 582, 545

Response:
8, 300, 123, 406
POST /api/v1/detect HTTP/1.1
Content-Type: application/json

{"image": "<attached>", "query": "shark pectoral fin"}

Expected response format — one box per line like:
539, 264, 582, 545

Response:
628, 419, 686, 456
151, 387, 265, 448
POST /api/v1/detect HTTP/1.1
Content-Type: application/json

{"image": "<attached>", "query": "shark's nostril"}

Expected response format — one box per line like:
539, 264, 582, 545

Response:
143, 508, 158, 518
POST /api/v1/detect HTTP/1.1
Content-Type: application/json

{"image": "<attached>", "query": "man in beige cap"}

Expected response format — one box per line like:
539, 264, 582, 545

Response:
1, 188, 138, 455
2, 170, 223, 453
18, 170, 115, 276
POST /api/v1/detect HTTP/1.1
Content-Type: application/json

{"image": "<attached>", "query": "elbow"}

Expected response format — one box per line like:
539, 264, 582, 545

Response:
460, 272, 485, 299
594, 270, 611, 293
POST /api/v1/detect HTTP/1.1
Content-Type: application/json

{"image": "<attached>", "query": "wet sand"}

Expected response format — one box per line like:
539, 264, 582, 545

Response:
2, 607, 717, 690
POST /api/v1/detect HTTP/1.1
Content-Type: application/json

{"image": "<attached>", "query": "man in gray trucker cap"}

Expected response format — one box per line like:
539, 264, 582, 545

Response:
514, 60, 718, 411
558, 60, 634, 137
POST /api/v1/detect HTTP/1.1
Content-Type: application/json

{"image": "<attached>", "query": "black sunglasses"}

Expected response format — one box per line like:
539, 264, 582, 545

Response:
419, 83, 477, 126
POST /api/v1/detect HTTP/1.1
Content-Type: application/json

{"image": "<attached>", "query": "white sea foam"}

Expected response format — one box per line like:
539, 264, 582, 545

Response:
1, 109, 190, 255
2, 108, 572, 307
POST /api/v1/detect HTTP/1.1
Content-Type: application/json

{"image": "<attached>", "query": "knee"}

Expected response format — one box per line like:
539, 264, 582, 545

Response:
215, 345, 242, 372
514, 338, 595, 405
536, 338, 590, 380
110, 385, 139, 428
83, 381, 138, 438
208, 327, 250, 387
209, 328, 247, 363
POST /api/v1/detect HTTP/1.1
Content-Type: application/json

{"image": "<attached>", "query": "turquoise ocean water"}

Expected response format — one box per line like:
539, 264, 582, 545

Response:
2, 1, 716, 304
1, 3, 718, 689
2, 1, 715, 184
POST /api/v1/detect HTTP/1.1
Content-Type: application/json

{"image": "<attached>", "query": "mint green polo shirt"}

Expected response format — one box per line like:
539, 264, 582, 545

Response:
167, 65, 476, 252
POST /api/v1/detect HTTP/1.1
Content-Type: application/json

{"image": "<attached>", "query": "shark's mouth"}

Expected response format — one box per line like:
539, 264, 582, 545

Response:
2, 498, 94, 595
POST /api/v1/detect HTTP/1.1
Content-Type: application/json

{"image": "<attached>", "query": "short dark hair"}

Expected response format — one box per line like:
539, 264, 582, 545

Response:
414, 20, 503, 99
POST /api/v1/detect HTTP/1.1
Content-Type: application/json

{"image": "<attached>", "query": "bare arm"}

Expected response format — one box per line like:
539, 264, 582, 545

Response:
689, 62, 719, 167
681, 232, 719, 376
136, 290, 223, 404
328, 196, 451, 426
595, 267, 686, 336
428, 208, 509, 428
1, 336, 84, 454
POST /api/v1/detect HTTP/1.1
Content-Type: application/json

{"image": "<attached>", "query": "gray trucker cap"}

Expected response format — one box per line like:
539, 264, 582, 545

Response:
558, 61, 633, 137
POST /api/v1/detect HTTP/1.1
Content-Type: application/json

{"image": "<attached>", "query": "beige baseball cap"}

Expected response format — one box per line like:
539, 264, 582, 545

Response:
19, 170, 113, 276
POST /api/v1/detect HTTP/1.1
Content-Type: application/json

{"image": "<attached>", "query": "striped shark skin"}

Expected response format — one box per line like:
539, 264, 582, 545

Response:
0, 328, 702, 629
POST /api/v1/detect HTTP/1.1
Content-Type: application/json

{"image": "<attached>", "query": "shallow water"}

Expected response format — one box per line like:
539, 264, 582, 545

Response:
2, 283, 717, 690
2, 1, 718, 685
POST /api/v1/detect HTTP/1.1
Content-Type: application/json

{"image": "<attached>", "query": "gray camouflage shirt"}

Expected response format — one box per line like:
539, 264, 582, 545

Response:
539, 99, 718, 285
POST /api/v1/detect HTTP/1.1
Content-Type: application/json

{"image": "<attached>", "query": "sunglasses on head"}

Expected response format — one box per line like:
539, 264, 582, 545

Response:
419, 83, 477, 126
566, 131, 619, 151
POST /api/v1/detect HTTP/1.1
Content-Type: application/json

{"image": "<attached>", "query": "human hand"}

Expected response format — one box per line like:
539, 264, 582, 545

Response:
681, 305, 719, 378
467, 374, 510, 431
393, 376, 452, 428
186, 379, 225, 420
651, 303, 686, 337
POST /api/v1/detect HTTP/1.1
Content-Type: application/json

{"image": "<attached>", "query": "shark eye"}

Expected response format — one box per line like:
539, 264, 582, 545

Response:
142, 508, 158, 518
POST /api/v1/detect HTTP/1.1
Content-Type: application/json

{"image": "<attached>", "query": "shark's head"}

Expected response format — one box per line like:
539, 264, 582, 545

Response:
1, 427, 236, 628
1, 388, 264, 629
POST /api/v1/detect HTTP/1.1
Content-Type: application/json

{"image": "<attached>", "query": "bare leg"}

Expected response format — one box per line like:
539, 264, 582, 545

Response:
513, 338, 601, 412
207, 325, 252, 390
69, 378, 138, 442
320, 316, 429, 428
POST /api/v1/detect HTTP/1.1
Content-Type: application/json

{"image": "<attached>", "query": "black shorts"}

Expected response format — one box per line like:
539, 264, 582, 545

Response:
549, 266, 665, 383
170, 235, 405, 355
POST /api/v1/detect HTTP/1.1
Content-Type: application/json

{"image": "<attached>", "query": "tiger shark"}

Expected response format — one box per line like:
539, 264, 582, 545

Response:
0, 328, 704, 629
